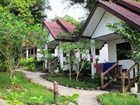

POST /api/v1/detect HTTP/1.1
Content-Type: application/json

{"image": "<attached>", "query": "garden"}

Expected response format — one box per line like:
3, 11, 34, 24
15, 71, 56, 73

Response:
0, 0, 140, 105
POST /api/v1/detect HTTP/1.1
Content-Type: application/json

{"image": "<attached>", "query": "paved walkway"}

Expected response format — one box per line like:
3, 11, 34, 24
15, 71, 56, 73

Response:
21, 71, 107, 105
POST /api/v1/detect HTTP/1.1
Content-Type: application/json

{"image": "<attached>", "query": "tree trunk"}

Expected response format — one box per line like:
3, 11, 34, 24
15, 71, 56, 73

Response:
69, 51, 73, 82
76, 72, 80, 81
6, 59, 14, 81
76, 53, 82, 81
69, 69, 72, 82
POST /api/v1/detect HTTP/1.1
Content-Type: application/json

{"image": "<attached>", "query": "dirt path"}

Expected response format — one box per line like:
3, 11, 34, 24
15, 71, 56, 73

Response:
21, 71, 107, 105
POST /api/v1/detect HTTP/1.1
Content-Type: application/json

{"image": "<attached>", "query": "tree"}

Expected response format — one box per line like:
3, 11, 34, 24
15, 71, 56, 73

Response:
68, 0, 96, 11
0, 7, 48, 79
61, 39, 93, 81
107, 22, 140, 92
30, 0, 51, 23
0, 0, 50, 23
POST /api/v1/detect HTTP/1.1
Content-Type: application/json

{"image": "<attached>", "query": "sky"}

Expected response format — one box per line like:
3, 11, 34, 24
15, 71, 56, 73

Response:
45, 0, 87, 21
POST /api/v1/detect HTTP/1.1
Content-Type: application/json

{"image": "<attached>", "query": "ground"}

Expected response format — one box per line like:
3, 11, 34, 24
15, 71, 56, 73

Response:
22, 70, 107, 105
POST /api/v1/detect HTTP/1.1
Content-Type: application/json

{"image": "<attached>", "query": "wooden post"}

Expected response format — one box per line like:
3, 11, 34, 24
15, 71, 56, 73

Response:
33, 46, 36, 58
53, 81, 58, 104
121, 71, 126, 93
101, 72, 104, 88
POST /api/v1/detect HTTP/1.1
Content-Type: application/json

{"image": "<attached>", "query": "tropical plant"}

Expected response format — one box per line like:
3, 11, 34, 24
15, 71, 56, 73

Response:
0, 7, 48, 79
61, 39, 94, 81
107, 22, 140, 92
59, 94, 79, 105
0, 0, 50, 23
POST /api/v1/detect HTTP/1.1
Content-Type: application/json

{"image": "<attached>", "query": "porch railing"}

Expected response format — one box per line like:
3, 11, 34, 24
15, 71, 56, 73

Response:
48, 58, 59, 73
121, 63, 138, 92
101, 62, 120, 89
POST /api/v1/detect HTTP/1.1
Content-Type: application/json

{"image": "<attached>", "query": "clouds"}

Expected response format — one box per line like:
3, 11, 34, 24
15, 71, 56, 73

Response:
45, 0, 87, 20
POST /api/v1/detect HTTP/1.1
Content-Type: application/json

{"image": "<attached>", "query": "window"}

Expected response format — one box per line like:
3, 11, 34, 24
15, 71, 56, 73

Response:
95, 49, 100, 55
116, 42, 131, 60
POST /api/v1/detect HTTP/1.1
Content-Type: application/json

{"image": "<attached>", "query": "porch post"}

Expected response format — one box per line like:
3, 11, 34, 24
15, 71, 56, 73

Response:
59, 41, 64, 70
26, 47, 29, 58
90, 40, 96, 77
45, 44, 48, 69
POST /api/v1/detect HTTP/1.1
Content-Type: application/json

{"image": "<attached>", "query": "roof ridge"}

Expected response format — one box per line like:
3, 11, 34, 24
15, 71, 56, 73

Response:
57, 18, 75, 32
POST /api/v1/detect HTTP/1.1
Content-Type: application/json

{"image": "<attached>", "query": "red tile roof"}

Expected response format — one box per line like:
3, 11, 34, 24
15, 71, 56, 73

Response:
79, 0, 140, 39
122, 0, 140, 9
99, 0, 140, 29
44, 18, 76, 39
57, 18, 76, 32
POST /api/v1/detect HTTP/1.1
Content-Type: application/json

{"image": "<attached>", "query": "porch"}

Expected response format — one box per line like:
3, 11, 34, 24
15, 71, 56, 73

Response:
92, 33, 138, 92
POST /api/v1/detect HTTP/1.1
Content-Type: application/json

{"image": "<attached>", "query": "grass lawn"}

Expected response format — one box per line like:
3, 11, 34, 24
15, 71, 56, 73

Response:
97, 93, 140, 105
44, 74, 99, 89
0, 71, 54, 105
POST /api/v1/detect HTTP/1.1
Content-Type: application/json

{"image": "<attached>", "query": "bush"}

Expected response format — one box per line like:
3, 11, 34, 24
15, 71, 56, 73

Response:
35, 60, 44, 71
0, 62, 7, 72
19, 58, 44, 72
20, 58, 35, 66
81, 61, 91, 76
97, 93, 140, 105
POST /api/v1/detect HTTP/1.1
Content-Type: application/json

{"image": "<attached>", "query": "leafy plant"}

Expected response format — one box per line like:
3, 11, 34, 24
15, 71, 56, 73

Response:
107, 22, 140, 92
5, 90, 26, 105
97, 93, 140, 105
59, 94, 79, 105
20, 58, 35, 66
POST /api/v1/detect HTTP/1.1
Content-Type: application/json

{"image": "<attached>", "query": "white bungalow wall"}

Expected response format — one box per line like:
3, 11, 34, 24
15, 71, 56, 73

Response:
89, 10, 134, 70
98, 44, 109, 63
48, 33, 55, 42
92, 11, 121, 38
107, 39, 134, 70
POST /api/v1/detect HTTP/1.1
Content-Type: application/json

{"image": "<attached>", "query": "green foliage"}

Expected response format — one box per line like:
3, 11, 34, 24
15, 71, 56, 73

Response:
0, 7, 48, 77
61, 39, 92, 53
85, 0, 96, 11
20, 58, 44, 72
64, 15, 78, 26
59, 94, 79, 105
0, 72, 54, 104
0, 72, 80, 105
20, 58, 36, 71
20, 58, 35, 66
107, 22, 140, 63
0, 0, 49, 23
5, 90, 26, 105
61, 39, 94, 81
97, 93, 140, 105
45, 74, 98, 89
0, 61, 7, 72
68, 0, 96, 11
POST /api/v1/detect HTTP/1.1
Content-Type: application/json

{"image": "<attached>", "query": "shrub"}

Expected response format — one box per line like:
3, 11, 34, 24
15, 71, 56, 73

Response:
19, 58, 36, 71
35, 60, 44, 71
0, 62, 7, 72
20, 58, 35, 66
81, 61, 91, 76
19, 58, 44, 72
97, 93, 140, 105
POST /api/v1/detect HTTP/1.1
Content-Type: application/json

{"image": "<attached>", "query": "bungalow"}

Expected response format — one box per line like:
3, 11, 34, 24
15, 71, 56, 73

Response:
79, 0, 140, 91
42, 18, 76, 71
